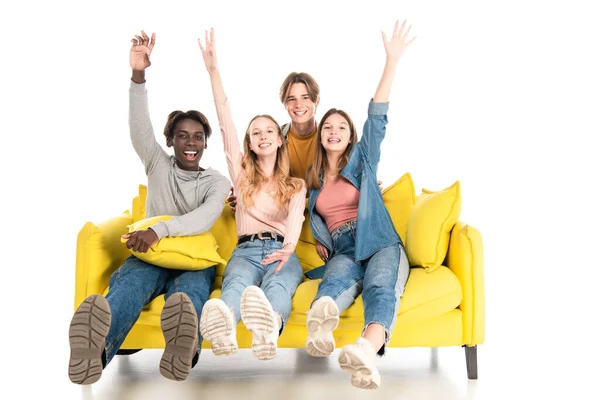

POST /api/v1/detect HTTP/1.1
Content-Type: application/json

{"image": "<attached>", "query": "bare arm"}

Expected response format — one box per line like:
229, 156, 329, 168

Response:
373, 20, 416, 103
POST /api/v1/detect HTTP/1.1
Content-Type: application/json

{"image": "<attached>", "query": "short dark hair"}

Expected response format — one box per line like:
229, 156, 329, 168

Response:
163, 110, 212, 140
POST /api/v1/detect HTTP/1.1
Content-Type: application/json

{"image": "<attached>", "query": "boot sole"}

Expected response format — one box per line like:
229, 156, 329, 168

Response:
160, 293, 198, 381
199, 299, 237, 356
68, 294, 111, 385
240, 286, 276, 360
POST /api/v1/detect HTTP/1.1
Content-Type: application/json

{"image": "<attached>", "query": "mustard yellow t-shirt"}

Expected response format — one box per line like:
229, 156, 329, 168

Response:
287, 128, 317, 180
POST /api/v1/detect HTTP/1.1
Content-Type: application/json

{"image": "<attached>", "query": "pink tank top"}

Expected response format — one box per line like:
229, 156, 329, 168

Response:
315, 177, 359, 233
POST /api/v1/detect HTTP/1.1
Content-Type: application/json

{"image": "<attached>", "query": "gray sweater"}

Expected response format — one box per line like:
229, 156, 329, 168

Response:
129, 81, 231, 240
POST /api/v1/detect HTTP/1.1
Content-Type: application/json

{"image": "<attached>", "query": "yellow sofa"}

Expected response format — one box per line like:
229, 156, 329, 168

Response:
74, 175, 485, 379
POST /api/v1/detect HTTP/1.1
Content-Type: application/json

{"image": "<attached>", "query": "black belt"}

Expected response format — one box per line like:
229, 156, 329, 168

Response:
238, 231, 284, 244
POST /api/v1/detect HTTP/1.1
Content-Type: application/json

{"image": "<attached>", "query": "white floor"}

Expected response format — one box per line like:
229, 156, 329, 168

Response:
9, 336, 597, 399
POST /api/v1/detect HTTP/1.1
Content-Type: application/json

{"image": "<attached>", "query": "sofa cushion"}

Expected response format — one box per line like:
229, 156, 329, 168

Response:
382, 172, 416, 244
289, 266, 462, 326
122, 215, 225, 270
406, 180, 461, 273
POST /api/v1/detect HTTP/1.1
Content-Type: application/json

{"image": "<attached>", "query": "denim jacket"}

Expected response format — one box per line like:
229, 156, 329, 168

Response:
308, 101, 403, 270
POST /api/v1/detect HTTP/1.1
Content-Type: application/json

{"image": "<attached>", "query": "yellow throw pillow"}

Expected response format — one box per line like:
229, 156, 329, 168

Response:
406, 181, 461, 273
382, 172, 416, 244
121, 215, 226, 270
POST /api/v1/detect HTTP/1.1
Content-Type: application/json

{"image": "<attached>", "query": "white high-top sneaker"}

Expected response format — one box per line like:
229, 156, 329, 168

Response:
305, 296, 339, 357
338, 337, 381, 389
199, 298, 238, 356
240, 286, 279, 360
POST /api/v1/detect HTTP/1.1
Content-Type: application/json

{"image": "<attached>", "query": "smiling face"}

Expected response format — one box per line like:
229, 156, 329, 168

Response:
285, 83, 318, 126
320, 112, 351, 154
166, 118, 207, 171
247, 116, 283, 157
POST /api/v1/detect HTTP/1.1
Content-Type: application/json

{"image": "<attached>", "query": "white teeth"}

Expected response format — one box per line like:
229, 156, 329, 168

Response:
328, 138, 341, 143
184, 151, 197, 154
258, 143, 271, 148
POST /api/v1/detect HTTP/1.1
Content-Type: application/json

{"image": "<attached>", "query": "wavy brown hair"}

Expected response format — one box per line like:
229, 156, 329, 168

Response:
306, 108, 358, 190
240, 114, 305, 207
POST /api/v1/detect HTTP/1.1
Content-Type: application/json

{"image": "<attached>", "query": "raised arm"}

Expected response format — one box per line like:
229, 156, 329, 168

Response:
373, 20, 416, 103
358, 20, 416, 166
128, 30, 165, 173
198, 28, 243, 185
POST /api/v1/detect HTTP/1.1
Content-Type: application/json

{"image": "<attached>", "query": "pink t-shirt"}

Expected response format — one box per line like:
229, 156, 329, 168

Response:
215, 98, 306, 247
315, 177, 359, 233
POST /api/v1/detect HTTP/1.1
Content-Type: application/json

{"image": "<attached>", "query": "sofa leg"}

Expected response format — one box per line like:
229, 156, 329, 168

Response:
117, 349, 142, 356
464, 345, 478, 379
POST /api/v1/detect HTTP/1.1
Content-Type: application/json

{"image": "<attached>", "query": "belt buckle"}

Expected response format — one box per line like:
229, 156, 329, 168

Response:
257, 231, 272, 240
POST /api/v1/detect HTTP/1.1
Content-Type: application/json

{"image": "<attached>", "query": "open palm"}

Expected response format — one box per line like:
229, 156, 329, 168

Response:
382, 20, 416, 62
198, 28, 218, 72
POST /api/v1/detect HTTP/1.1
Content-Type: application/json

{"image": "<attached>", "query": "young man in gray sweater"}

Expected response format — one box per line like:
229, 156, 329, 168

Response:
68, 30, 231, 384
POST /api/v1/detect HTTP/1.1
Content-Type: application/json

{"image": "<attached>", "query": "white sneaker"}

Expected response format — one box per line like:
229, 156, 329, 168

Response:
199, 298, 238, 356
240, 286, 279, 360
338, 337, 381, 389
305, 296, 339, 357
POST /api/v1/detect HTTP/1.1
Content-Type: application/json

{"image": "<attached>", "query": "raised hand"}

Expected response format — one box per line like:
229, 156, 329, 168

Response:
381, 20, 416, 64
198, 28, 218, 72
373, 19, 416, 103
130, 30, 156, 71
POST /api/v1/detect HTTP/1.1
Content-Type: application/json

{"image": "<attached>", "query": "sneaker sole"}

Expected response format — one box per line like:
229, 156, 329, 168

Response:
160, 293, 198, 381
338, 346, 381, 390
240, 286, 276, 360
306, 298, 339, 357
68, 294, 111, 385
199, 299, 237, 356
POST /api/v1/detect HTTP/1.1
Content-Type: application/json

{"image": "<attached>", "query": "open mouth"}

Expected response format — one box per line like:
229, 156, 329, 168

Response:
183, 150, 198, 161
327, 137, 341, 143
258, 143, 272, 148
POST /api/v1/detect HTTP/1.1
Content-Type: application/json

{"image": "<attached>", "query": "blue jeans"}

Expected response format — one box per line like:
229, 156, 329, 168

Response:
314, 221, 410, 346
103, 255, 215, 365
220, 239, 304, 330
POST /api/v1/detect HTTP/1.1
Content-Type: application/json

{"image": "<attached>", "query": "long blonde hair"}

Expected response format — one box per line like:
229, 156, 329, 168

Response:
306, 108, 358, 189
240, 114, 304, 207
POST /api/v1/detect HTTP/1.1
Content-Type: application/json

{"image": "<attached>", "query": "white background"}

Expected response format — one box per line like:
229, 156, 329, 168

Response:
1, 0, 599, 397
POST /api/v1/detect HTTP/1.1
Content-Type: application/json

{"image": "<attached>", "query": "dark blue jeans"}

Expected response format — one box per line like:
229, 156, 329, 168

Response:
104, 255, 215, 365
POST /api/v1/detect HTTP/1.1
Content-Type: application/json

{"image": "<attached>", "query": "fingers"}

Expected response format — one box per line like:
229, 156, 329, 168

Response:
394, 20, 401, 37
122, 233, 132, 239
197, 38, 205, 52
275, 260, 286, 273
381, 30, 388, 45
148, 32, 156, 52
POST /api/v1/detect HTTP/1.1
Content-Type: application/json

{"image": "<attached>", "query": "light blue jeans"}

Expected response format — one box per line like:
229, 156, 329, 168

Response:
314, 221, 410, 349
104, 255, 215, 365
220, 239, 304, 331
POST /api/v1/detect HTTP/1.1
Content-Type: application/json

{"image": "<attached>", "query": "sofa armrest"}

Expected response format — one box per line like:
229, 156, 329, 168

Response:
446, 221, 485, 345
74, 212, 133, 310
